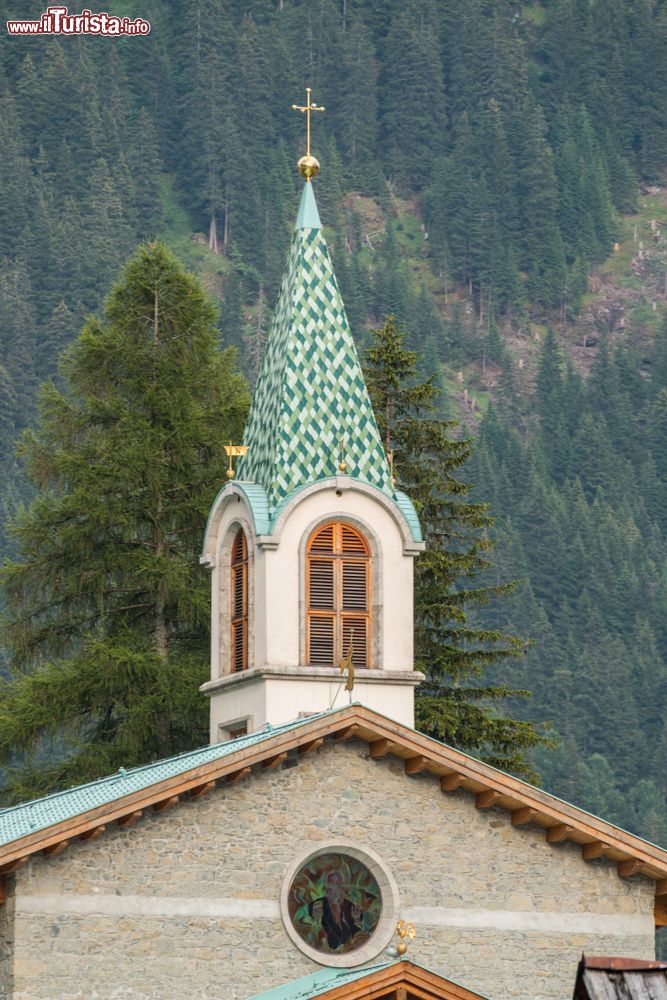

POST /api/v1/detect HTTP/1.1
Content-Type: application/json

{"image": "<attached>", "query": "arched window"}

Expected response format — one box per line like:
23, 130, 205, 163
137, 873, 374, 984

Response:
231, 528, 248, 672
306, 522, 371, 669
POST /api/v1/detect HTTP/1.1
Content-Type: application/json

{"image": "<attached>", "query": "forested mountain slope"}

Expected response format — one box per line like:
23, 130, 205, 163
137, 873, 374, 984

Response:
1, 0, 667, 843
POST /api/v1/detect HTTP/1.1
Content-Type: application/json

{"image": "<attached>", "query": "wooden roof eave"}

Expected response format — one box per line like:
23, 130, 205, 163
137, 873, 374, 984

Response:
308, 960, 489, 1000
1, 704, 667, 909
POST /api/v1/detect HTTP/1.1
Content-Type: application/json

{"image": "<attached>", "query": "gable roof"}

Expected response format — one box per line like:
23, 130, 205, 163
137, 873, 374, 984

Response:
0, 712, 313, 847
573, 955, 667, 1000
236, 182, 394, 513
1, 704, 666, 925
246, 957, 490, 1000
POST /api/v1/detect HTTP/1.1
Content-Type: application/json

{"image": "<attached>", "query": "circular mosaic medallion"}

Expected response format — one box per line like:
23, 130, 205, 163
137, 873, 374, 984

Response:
287, 851, 381, 955
281, 842, 399, 968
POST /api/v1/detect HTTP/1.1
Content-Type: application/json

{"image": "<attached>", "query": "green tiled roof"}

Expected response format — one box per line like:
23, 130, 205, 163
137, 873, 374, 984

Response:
0, 710, 340, 847
245, 958, 395, 1000
394, 489, 423, 543
245, 957, 491, 1000
237, 183, 393, 514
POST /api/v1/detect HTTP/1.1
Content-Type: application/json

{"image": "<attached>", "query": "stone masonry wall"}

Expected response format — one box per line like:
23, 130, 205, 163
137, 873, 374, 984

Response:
3, 739, 657, 1000
0, 881, 14, 999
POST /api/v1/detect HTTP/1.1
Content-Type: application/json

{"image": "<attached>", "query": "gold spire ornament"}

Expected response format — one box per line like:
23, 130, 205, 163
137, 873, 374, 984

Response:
292, 87, 325, 180
224, 443, 249, 480
395, 919, 416, 956
338, 435, 348, 474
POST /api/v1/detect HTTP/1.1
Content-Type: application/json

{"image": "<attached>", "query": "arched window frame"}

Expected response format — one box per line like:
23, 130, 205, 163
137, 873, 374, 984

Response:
305, 521, 372, 669
230, 527, 248, 672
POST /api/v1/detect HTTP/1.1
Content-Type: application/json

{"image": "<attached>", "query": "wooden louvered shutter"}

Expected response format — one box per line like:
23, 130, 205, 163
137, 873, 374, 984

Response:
311, 523, 335, 554
309, 617, 335, 665
341, 524, 367, 555
306, 522, 371, 668
230, 528, 248, 672
341, 560, 368, 667
309, 560, 335, 609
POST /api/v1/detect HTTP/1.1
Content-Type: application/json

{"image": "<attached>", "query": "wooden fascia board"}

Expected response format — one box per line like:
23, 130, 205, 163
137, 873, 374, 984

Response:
2, 704, 667, 886
316, 962, 487, 1000
340, 706, 667, 880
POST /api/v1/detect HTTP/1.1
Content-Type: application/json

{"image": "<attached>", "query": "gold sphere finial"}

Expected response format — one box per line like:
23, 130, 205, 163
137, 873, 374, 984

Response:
226, 467, 235, 480
298, 154, 320, 180
338, 459, 347, 473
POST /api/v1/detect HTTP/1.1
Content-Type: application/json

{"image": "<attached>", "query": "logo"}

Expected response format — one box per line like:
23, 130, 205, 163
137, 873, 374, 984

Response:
7, 6, 151, 35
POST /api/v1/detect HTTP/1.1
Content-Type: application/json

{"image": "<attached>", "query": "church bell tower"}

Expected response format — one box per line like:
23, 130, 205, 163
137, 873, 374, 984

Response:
200, 91, 424, 742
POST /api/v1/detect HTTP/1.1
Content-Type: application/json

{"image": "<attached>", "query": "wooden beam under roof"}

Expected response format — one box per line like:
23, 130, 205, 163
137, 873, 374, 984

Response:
42, 839, 69, 858
405, 755, 428, 775
546, 824, 574, 843
117, 810, 142, 829
476, 790, 501, 809
369, 738, 392, 758
225, 767, 251, 785
582, 841, 610, 861
512, 806, 537, 826
79, 825, 106, 842
441, 773, 465, 793
189, 781, 216, 798
153, 795, 179, 813
618, 858, 643, 877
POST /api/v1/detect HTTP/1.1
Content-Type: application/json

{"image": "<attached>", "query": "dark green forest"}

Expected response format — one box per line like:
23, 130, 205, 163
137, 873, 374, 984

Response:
1, 0, 667, 844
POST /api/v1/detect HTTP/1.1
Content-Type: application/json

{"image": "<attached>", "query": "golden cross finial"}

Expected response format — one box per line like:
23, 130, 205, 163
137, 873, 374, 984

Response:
292, 87, 325, 180
292, 87, 325, 157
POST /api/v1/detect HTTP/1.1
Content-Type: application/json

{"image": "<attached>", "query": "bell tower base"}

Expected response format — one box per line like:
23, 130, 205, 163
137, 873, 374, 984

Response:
201, 666, 424, 743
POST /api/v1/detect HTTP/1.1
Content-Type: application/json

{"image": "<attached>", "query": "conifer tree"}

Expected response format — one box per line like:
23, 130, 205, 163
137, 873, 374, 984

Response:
0, 243, 249, 802
364, 317, 547, 779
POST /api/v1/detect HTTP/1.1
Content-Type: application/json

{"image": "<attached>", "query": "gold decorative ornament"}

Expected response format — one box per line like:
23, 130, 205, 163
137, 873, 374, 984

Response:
224, 442, 249, 480
388, 449, 397, 488
338, 435, 348, 473
292, 87, 325, 180
395, 919, 416, 956
339, 631, 355, 693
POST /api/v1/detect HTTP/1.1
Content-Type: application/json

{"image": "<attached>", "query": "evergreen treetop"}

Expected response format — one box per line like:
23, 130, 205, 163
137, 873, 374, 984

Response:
0, 243, 249, 802
365, 317, 548, 779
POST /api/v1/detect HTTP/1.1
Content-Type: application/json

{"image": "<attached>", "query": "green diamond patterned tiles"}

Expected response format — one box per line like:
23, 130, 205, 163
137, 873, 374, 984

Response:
238, 185, 393, 512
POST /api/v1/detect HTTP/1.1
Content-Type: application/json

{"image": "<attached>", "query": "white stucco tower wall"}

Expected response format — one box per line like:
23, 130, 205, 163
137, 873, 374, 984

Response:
200, 477, 424, 740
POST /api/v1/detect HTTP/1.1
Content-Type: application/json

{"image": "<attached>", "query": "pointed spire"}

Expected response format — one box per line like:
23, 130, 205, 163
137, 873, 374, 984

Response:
295, 182, 321, 230
238, 183, 393, 512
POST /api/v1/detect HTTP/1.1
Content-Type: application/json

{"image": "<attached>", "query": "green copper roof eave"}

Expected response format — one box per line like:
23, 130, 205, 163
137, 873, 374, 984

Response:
0, 709, 344, 848
245, 957, 492, 1000
236, 482, 271, 535
394, 489, 422, 542
294, 180, 321, 230
268, 478, 422, 545
245, 959, 396, 1000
